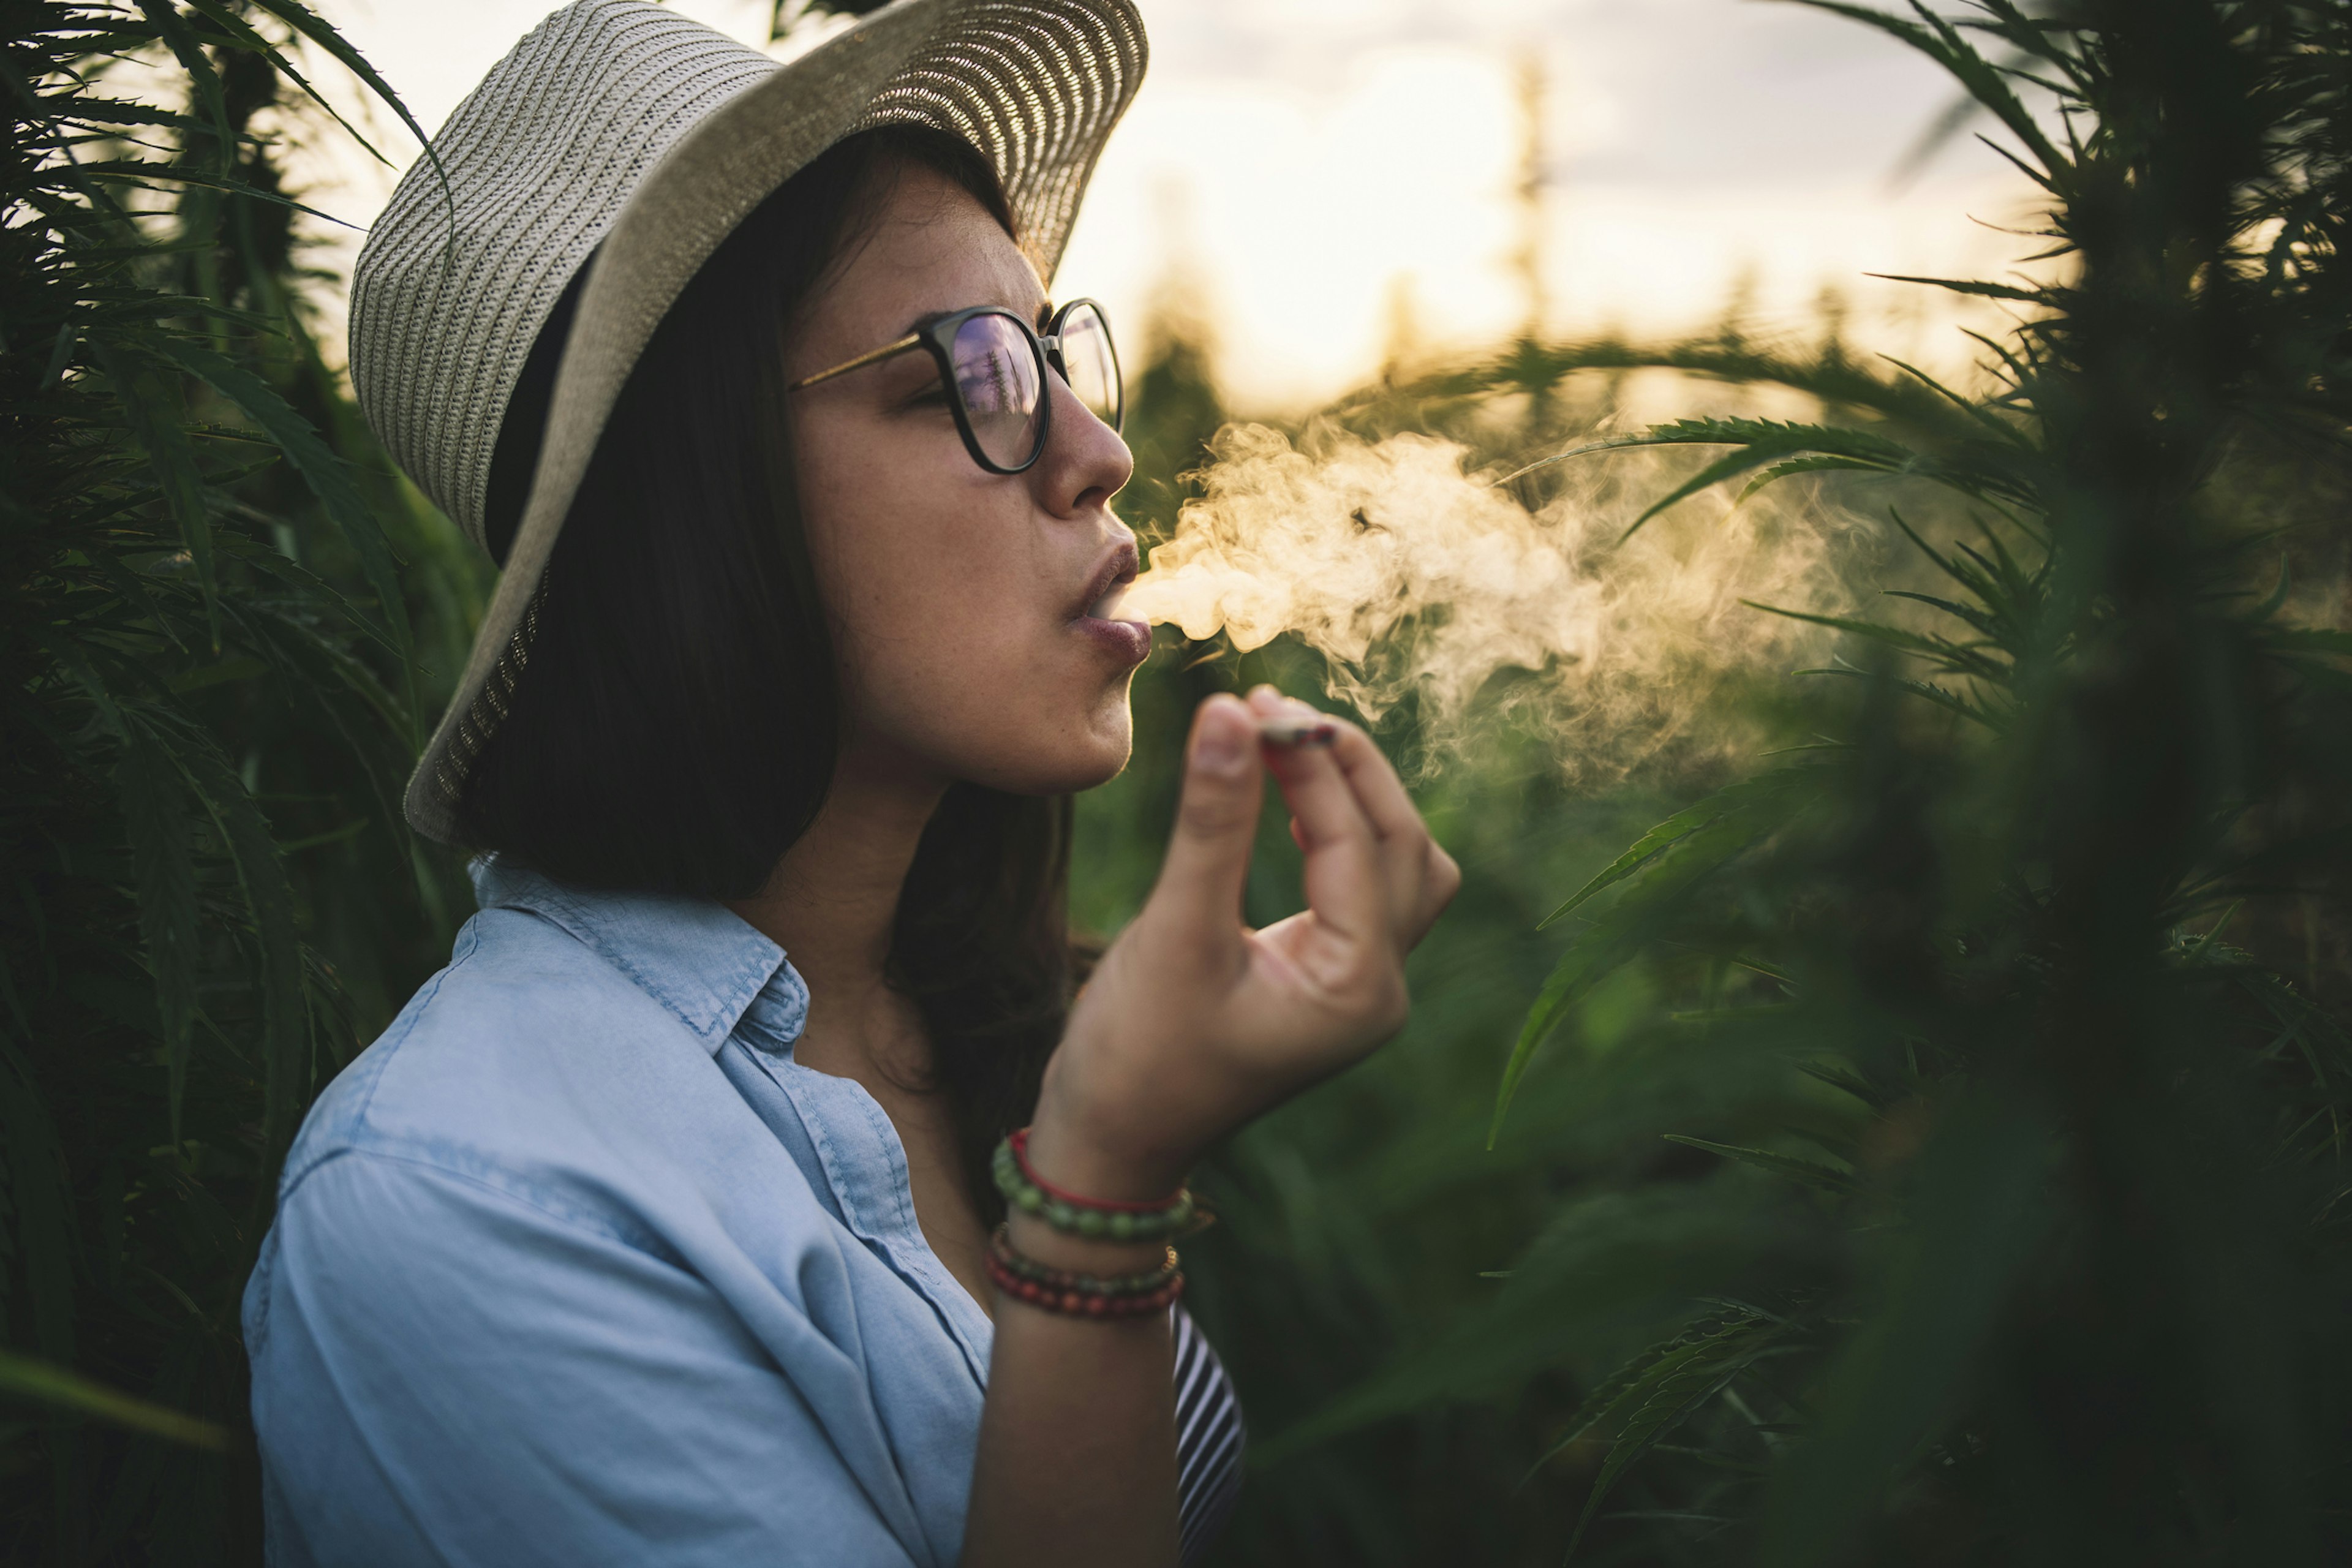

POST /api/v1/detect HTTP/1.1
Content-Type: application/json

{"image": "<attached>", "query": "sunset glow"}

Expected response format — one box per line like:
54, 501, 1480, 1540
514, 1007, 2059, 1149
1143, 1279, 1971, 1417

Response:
312, 0, 2034, 407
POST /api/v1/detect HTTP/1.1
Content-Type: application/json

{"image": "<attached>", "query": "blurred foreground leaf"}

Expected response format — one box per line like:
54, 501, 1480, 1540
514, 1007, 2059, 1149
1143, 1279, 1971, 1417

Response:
0, 1351, 228, 1452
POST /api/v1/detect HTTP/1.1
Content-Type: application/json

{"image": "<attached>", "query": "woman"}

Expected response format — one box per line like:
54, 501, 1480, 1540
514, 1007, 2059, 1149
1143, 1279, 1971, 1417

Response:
243, 2, 1458, 1564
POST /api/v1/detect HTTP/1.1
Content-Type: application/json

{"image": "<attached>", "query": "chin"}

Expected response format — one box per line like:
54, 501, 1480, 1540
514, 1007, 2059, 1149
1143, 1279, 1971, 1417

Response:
968, 752, 1126, 798
1028, 732, 1133, 796
965, 699, 1133, 797
1065, 741, 1131, 793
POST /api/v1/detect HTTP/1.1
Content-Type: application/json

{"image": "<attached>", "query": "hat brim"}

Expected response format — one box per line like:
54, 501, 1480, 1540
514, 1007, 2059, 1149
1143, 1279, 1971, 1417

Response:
403, 0, 1145, 844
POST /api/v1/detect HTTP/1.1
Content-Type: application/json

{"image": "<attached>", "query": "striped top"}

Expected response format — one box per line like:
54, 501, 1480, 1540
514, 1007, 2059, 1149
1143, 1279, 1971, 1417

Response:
1172, 1306, 1245, 1562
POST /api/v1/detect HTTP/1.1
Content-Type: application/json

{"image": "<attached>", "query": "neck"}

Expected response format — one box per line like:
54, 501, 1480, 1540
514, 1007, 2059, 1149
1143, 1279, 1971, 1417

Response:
726, 737, 946, 1082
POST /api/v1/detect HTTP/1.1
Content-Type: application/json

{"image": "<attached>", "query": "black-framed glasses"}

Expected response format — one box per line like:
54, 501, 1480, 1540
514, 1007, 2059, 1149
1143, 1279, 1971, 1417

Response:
786, 298, 1123, 475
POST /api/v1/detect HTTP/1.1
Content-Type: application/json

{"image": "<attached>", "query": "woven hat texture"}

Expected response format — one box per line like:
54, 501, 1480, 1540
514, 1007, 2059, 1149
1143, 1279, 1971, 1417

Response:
347, 0, 1147, 843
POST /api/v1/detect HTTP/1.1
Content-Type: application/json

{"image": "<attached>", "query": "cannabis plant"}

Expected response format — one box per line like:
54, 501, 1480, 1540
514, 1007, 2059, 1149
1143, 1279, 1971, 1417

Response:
2, 4, 476, 1560
1300, 2, 2352, 1561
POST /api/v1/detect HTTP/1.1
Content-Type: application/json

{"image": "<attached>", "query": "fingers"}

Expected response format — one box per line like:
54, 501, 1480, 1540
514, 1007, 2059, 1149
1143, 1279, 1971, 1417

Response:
1411, 840, 1463, 947
1251, 688, 1456, 945
1246, 693, 1388, 944
1144, 694, 1265, 952
1309, 710, 1420, 844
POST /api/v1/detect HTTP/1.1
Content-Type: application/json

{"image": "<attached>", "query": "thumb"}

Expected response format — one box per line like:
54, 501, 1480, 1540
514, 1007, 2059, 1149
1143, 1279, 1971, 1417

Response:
1146, 694, 1264, 943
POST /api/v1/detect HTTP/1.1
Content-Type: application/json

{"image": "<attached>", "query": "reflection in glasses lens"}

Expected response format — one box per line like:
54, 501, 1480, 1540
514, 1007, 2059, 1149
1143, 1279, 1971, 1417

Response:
1057, 303, 1123, 431
952, 313, 1044, 469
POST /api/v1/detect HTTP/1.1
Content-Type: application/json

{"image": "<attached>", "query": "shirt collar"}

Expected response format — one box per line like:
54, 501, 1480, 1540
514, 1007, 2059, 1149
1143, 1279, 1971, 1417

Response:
469, 856, 808, 1057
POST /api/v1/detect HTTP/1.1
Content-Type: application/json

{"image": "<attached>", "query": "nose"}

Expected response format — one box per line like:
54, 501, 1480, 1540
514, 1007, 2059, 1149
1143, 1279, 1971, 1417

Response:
1031, 365, 1133, 521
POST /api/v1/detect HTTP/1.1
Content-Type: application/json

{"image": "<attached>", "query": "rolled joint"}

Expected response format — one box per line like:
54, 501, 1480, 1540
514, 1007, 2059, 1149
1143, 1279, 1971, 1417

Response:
1259, 714, 1338, 748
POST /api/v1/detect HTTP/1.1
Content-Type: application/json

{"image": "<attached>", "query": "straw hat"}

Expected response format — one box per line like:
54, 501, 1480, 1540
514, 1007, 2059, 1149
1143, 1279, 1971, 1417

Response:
349, 0, 1147, 844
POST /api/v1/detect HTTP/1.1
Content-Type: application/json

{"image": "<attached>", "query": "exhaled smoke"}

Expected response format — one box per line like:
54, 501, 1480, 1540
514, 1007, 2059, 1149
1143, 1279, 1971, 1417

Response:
1120, 423, 1855, 778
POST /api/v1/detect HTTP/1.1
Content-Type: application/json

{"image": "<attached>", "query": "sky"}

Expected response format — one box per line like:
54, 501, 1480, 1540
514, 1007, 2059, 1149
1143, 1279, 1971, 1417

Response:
304, 0, 2037, 410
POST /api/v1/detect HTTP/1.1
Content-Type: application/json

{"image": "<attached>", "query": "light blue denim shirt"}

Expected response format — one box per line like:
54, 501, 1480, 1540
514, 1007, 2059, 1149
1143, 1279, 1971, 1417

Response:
242, 858, 1007, 1565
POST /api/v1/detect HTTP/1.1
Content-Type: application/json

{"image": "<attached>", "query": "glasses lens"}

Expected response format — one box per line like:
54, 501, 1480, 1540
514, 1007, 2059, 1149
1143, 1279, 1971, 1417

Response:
1058, 302, 1123, 431
952, 313, 1044, 469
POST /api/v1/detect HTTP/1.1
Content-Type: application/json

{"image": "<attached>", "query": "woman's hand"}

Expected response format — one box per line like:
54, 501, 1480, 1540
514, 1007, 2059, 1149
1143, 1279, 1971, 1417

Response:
1029, 687, 1460, 1200
978, 688, 1452, 1568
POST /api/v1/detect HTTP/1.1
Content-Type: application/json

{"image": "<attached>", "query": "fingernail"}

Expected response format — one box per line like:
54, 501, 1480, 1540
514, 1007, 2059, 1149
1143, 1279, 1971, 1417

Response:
1195, 707, 1248, 772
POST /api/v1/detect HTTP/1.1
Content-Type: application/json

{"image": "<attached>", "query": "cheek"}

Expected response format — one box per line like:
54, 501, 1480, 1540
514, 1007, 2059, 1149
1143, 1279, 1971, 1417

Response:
793, 415, 1134, 792
797, 415, 1027, 673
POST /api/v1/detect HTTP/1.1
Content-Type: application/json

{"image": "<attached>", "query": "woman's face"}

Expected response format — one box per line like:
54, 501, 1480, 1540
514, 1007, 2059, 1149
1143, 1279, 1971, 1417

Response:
786, 161, 1143, 798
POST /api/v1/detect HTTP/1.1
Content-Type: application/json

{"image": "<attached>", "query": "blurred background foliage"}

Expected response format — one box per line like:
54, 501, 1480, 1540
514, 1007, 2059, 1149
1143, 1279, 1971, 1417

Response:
1107, 2, 2352, 1563
2, 1, 483, 1558
6, 1, 2350, 1564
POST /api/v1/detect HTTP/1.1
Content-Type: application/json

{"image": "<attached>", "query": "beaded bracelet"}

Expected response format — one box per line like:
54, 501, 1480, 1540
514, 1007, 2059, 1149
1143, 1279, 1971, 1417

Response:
983, 1245, 1185, 1319
987, 1226, 1179, 1295
990, 1128, 1197, 1242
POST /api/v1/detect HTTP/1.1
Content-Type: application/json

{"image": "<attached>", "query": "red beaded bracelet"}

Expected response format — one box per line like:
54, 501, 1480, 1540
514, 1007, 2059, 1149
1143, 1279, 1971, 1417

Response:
1006, 1128, 1182, 1213
983, 1245, 1186, 1319
987, 1226, 1179, 1294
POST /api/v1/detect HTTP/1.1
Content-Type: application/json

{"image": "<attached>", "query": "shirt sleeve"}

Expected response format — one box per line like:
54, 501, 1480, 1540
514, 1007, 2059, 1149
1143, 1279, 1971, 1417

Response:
246, 1148, 922, 1568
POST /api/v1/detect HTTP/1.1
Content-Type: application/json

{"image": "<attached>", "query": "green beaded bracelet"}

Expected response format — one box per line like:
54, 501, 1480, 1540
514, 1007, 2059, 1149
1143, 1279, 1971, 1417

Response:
991, 1129, 1197, 1240
986, 1226, 1180, 1295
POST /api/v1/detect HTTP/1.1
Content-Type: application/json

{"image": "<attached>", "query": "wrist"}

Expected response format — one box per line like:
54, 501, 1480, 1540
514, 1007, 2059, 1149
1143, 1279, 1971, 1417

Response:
1000, 1099, 1197, 1275
1023, 1093, 1194, 1205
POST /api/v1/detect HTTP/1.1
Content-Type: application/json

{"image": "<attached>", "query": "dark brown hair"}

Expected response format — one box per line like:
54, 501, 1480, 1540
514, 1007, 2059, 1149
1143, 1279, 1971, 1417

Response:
459, 125, 1072, 1210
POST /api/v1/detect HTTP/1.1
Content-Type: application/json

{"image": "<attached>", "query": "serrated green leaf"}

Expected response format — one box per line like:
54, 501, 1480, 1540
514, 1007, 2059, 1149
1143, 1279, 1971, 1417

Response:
114, 722, 199, 1145
31, 627, 129, 737
135, 0, 231, 172
184, 0, 394, 168
242, 0, 438, 160
177, 746, 306, 1182
1662, 1134, 1863, 1196
1538, 770, 1822, 930
1867, 272, 2046, 304
53, 98, 206, 133
1560, 1315, 1793, 1560
1493, 769, 1823, 1145
1615, 421, 1923, 540
1794, 662, 2001, 729
1880, 588, 1989, 631
1734, 453, 1882, 504
1758, 1095, 2054, 1567
67, 160, 355, 226
88, 341, 217, 646
149, 337, 412, 675
1786, 2, 2065, 178
1742, 600, 2003, 679
1528, 1318, 1743, 1477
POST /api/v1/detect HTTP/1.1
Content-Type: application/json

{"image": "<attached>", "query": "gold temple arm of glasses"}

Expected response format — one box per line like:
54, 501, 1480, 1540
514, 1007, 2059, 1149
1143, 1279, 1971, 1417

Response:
788, 331, 924, 391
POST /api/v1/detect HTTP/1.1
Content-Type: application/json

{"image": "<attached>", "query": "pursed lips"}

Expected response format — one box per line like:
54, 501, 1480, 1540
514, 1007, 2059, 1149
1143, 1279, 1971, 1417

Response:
1069, 538, 1151, 667
1077, 540, 1140, 624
